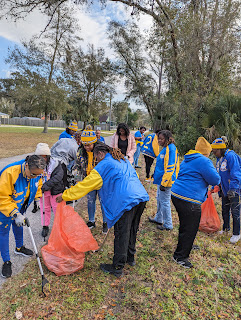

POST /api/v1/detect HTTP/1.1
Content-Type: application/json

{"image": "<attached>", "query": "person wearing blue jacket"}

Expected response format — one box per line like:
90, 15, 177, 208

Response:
134, 126, 146, 168
56, 143, 149, 277
0, 155, 46, 278
171, 137, 220, 268
141, 130, 160, 181
149, 130, 179, 231
211, 137, 241, 244
59, 121, 78, 140
96, 129, 105, 143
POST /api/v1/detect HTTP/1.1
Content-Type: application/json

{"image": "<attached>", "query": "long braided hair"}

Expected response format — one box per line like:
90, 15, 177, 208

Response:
93, 142, 125, 162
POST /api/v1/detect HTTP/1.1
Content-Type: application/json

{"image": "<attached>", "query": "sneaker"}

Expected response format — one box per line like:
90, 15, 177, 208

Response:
41, 226, 49, 238
32, 203, 40, 213
15, 246, 33, 257
1, 261, 12, 278
145, 177, 152, 182
102, 222, 108, 234
229, 235, 241, 244
173, 257, 193, 269
87, 221, 96, 229
127, 260, 136, 266
219, 228, 230, 235
148, 216, 163, 226
157, 225, 172, 231
100, 263, 123, 277
135, 165, 141, 169
192, 245, 200, 250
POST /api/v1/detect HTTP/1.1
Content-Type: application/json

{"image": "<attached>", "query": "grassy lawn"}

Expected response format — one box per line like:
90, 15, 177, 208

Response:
0, 126, 113, 158
0, 156, 241, 320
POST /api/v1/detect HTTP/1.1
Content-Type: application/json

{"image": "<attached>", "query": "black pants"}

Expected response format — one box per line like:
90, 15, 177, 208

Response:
61, 163, 68, 188
144, 155, 154, 178
172, 196, 201, 261
113, 201, 147, 269
222, 194, 240, 235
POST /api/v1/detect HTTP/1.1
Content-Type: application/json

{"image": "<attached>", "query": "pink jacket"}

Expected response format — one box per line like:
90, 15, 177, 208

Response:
110, 133, 136, 164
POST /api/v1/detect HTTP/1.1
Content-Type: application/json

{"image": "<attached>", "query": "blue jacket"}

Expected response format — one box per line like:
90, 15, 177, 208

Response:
98, 136, 105, 143
0, 160, 42, 217
62, 153, 149, 228
141, 133, 159, 158
59, 131, 72, 140
215, 149, 241, 196
153, 143, 179, 187
171, 151, 220, 204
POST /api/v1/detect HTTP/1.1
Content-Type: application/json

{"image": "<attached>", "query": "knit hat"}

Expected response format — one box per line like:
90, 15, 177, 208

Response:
195, 137, 212, 155
68, 121, 78, 132
34, 143, 51, 156
211, 138, 226, 149
81, 125, 97, 145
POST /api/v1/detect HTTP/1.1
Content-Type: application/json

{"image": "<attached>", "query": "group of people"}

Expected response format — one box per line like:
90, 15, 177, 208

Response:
0, 120, 240, 279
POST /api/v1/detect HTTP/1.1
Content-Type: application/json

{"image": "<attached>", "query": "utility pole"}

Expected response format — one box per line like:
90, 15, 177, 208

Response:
109, 93, 112, 131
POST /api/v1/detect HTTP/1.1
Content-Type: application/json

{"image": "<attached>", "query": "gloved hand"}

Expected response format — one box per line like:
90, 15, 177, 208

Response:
227, 189, 238, 200
160, 185, 166, 191
41, 184, 48, 193
14, 214, 25, 227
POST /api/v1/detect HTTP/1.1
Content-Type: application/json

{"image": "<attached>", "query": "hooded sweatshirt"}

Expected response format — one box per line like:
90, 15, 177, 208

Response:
215, 149, 241, 196
171, 150, 220, 204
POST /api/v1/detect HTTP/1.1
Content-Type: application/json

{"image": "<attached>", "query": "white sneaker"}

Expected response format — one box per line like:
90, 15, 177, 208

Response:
218, 230, 224, 235
229, 235, 241, 244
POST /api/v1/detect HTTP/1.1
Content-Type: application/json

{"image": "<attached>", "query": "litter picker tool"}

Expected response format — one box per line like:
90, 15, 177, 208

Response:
42, 193, 46, 242
24, 218, 50, 297
147, 179, 152, 194
92, 228, 110, 253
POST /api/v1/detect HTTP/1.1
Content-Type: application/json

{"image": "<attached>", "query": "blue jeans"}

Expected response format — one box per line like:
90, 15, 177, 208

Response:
154, 186, 173, 229
87, 190, 107, 223
0, 212, 23, 262
134, 144, 141, 167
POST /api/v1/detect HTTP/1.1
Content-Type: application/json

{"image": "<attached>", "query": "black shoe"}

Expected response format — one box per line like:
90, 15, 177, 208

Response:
157, 225, 172, 231
87, 221, 96, 229
127, 260, 136, 266
15, 246, 33, 257
32, 204, 40, 213
192, 245, 200, 250
102, 222, 108, 234
66, 201, 73, 205
100, 263, 123, 277
41, 226, 49, 238
173, 257, 193, 269
148, 217, 163, 225
1, 261, 12, 278
135, 165, 141, 169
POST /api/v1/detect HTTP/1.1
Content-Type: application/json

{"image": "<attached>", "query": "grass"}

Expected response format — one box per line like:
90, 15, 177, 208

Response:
1, 158, 241, 319
0, 126, 112, 158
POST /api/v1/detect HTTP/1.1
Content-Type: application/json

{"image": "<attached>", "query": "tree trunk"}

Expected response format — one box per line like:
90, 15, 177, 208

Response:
42, 111, 48, 133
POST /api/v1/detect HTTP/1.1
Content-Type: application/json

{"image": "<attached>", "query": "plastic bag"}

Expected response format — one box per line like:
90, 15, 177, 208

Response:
199, 191, 220, 233
41, 202, 99, 276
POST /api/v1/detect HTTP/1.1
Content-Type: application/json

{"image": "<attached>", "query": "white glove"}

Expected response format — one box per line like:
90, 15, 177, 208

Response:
14, 214, 25, 227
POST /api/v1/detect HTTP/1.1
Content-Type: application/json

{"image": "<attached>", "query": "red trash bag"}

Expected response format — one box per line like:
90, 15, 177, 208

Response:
199, 191, 221, 233
41, 202, 99, 276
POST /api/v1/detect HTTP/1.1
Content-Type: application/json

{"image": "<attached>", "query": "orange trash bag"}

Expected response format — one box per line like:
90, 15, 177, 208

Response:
41, 202, 99, 276
199, 191, 221, 233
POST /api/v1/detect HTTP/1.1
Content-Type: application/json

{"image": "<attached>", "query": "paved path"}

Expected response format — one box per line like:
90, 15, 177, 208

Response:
0, 135, 112, 288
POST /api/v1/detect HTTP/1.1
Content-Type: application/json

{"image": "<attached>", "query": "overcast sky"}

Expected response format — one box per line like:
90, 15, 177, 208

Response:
0, 2, 153, 110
